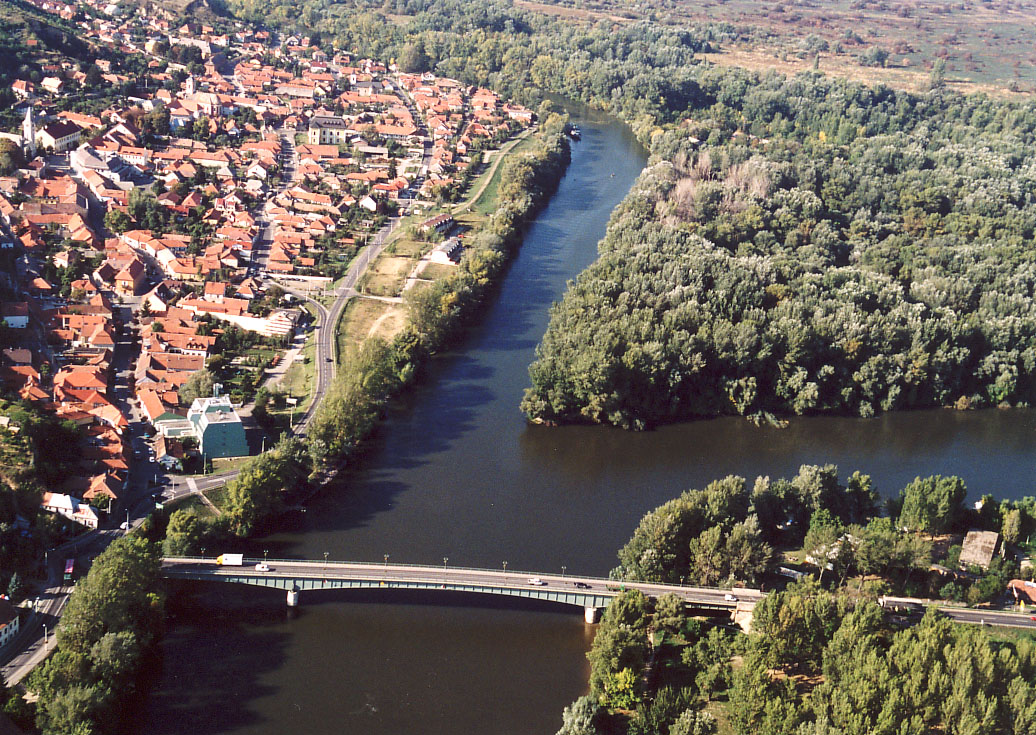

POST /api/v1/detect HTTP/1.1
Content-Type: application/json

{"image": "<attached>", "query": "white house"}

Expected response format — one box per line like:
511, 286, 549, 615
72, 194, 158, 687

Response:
0, 599, 20, 651
41, 492, 99, 529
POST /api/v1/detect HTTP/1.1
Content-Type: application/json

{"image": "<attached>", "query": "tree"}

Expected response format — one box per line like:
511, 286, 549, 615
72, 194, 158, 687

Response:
725, 516, 772, 583
162, 510, 205, 556
1003, 509, 1022, 545
0, 140, 26, 177
89, 631, 141, 694
178, 368, 215, 405
37, 684, 103, 735
84, 65, 103, 88
654, 593, 686, 635
6, 572, 24, 602
399, 37, 432, 73
897, 476, 966, 533
605, 589, 652, 630
104, 209, 132, 235
587, 623, 649, 697
688, 526, 726, 586
928, 58, 947, 90
803, 510, 842, 584
556, 695, 602, 735
671, 709, 718, 735
604, 668, 641, 710
192, 115, 211, 141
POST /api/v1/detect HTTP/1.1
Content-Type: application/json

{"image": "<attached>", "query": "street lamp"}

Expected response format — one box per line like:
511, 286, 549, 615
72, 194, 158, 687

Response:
562, 566, 567, 578
323, 551, 329, 575
502, 561, 508, 573
264, 549, 269, 564
43, 625, 48, 649
443, 556, 448, 584
383, 553, 389, 567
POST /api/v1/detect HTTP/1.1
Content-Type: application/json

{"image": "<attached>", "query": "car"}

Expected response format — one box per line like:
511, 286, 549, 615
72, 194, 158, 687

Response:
255, 563, 271, 572
326, 357, 333, 362
724, 593, 738, 602
573, 582, 591, 589
119, 521, 130, 530
1030, 616, 1036, 622
527, 577, 546, 586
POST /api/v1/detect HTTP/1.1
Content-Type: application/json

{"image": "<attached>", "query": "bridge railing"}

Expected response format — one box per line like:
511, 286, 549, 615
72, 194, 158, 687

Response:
161, 556, 762, 596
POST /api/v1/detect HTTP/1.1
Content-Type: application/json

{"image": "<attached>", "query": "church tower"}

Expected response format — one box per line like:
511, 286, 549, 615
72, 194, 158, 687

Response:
185, 75, 196, 96
22, 107, 36, 159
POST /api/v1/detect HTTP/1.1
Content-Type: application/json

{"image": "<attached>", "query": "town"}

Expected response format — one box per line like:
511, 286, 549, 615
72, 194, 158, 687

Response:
0, 0, 535, 666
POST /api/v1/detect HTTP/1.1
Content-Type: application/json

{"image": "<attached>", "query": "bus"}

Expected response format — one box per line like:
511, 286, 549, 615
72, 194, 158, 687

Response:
64, 558, 75, 583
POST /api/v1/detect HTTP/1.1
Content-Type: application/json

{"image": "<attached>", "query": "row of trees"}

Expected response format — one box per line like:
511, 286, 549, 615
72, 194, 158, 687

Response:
26, 536, 163, 735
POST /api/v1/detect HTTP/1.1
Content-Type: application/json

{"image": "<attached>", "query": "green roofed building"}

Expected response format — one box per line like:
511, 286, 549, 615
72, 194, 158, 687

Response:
188, 396, 248, 459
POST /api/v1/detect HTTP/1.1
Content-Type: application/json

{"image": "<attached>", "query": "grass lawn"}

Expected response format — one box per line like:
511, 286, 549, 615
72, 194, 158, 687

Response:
357, 255, 414, 297
204, 485, 232, 512
703, 700, 736, 735
386, 237, 431, 259
164, 494, 217, 518
336, 298, 407, 361
471, 133, 540, 215
276, 337, 316, 408
420, 262, 459, 280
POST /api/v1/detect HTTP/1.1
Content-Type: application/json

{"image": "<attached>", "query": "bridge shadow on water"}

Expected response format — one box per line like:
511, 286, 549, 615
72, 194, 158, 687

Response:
297, 585, 588, 616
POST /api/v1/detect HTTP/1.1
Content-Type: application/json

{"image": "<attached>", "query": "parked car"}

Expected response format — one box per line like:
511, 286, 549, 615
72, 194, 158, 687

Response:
527, 577, 546, 586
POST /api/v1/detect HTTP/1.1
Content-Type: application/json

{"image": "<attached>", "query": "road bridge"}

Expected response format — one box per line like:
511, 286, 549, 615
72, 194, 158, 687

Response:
161, 557, 762, 625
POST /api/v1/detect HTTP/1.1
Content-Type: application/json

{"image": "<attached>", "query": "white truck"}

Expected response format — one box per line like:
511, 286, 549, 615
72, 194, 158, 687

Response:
216, 553, 244, 566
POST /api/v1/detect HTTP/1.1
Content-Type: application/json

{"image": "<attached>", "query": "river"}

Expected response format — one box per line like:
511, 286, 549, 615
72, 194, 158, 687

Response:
140, 108, 1036, 734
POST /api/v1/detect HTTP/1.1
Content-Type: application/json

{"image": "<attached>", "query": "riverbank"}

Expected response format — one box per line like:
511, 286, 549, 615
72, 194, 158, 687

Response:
163, 112, 572, 547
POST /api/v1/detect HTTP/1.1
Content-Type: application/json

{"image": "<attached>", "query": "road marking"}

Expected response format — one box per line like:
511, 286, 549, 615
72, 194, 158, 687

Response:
186, 477, 198, 493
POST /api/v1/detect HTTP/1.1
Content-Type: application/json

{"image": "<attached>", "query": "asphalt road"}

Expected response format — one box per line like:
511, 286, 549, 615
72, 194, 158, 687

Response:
938, 607, 1036, 629
273, 215, 401, 433
161, 558, 762, 608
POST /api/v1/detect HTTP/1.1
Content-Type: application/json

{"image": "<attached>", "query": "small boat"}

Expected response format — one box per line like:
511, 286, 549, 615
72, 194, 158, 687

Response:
568, 126, 582, 140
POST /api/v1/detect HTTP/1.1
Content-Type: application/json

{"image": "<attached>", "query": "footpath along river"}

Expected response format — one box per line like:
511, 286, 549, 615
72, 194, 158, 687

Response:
140, 107, 1036, 735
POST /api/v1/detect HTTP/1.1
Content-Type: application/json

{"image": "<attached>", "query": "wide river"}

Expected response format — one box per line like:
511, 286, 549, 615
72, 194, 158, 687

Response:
140, 109, 1036, 734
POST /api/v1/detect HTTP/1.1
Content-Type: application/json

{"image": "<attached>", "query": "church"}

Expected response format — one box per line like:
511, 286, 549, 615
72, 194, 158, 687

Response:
0, 108, 38, 160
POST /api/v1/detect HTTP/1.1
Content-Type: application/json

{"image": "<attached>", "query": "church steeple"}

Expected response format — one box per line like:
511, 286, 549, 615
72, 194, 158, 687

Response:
22, 107, 36, 159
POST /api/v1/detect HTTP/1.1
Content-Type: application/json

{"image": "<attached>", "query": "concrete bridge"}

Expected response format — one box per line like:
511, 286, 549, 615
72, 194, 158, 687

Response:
161, 557, 762, 626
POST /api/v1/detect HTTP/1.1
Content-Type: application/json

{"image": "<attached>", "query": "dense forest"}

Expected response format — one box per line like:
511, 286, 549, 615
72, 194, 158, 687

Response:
568, 582, 1036, 735
523, 69, 1036, 427
562, 468, 1036, 735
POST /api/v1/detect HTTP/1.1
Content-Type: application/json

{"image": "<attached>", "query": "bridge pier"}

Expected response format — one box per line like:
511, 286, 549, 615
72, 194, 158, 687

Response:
287, 586, 300, 607
584, 606, 600, 624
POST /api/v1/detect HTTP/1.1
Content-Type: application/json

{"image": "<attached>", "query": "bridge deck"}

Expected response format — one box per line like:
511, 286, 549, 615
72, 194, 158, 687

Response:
161, 557, 761, 612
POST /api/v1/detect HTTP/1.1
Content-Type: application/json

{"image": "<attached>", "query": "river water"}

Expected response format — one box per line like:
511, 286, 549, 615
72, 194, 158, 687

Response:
141, 109, 1036, 734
